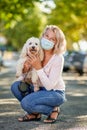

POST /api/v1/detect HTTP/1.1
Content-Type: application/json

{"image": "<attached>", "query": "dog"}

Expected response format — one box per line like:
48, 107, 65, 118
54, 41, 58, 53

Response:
16, 37, 44, 91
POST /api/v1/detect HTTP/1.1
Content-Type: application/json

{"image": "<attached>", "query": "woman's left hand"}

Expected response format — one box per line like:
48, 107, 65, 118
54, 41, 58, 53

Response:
28, 53, 42, 70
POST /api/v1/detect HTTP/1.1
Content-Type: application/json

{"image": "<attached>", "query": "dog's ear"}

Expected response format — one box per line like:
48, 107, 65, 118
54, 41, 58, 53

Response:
39, 47, 44, 61
20, 43, 27, 58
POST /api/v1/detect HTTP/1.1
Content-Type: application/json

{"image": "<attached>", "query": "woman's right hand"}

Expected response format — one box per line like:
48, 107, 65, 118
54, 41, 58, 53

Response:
22, 60, 31, 73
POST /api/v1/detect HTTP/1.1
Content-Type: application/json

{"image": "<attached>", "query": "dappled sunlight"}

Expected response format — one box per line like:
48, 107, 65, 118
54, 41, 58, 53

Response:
0, 98, 22, 118
0, 98, 18, 105
0, 78, 15, 85
0, 78, 11, 83
63, 73, 87, 81
0, 111, 20, 116
63, 73, 87, 86
77, 80, 87, 85
0, 0, 87, 129
0, 91, 12, 95
67, 92, 86, 97
76, 115, 87, 120
33, 125, 52, 130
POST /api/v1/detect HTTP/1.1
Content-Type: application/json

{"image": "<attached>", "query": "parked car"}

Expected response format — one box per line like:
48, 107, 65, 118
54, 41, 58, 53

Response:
63, 51, 87, 75
63, 51, 71, 72
83, 55, 87, 73
0, 56, 3, 66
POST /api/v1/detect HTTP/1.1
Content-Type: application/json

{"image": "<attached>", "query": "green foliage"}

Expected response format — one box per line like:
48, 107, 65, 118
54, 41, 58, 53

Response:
0, 0, 45, 50
0, 0, 87, 50
4, 6, 42, 49
46, 0, 87, 50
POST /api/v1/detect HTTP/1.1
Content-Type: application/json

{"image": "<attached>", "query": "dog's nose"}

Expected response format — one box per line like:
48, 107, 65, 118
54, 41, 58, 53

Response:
32, 46, 35, 49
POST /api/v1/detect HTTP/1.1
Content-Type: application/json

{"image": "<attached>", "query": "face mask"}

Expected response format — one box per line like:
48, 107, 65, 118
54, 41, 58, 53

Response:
41, 38, 54, 50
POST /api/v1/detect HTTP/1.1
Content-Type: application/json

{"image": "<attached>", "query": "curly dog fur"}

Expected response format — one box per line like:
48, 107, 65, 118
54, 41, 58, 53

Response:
16, 37, 44, 91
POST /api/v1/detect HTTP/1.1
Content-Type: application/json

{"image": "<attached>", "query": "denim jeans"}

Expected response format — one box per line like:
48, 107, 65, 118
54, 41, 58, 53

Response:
11, 81, 66, 116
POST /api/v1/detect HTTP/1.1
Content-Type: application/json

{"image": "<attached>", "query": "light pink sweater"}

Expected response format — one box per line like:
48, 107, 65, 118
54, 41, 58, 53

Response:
37, 54, 65, 91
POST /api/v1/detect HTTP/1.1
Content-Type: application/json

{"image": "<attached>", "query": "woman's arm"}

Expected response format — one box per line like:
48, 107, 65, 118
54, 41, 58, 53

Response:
27, 53, 64, 90
37, 55, 64, 90
22, 60, 31, 73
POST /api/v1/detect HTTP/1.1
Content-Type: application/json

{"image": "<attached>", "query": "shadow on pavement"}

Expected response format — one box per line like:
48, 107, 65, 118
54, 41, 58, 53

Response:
0, 70, 87, 130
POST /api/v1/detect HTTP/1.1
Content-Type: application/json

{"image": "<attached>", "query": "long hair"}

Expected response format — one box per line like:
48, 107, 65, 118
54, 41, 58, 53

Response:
41, 25, 66, 54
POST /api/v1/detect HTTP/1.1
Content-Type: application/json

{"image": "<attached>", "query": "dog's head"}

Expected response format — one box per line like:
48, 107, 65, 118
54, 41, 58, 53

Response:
20, 37, 44, 61
26, 37, 41, 55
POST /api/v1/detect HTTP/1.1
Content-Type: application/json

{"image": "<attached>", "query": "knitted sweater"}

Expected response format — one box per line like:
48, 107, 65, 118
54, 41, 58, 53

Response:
37, 54, 65, 91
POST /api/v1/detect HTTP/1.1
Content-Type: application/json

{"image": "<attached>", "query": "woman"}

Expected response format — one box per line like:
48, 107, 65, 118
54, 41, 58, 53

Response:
11, 25, 66, 123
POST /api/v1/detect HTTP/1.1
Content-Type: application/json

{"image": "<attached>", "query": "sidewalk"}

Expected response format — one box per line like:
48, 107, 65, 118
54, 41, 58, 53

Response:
0, 69, 87, 130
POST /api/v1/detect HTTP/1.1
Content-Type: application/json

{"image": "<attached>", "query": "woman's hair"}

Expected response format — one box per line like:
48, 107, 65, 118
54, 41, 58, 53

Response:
41, 25, 66, 54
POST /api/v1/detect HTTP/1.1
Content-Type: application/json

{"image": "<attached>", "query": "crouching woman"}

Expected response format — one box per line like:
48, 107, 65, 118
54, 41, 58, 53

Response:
11, 25, 66, 123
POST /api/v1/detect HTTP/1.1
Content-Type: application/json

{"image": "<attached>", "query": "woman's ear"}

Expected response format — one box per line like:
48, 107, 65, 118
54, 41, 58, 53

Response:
54, 42, 59, 54
54, 37, 66, 54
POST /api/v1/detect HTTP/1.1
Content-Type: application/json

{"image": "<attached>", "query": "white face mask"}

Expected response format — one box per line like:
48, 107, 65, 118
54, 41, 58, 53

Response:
41, 38, 54, 50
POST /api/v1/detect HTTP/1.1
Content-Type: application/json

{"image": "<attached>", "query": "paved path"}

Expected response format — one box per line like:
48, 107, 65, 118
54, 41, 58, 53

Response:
0, 69, 87, 130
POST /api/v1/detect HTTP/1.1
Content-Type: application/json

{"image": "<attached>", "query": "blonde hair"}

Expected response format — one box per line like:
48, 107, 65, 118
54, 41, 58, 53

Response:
41, 25, 66, 54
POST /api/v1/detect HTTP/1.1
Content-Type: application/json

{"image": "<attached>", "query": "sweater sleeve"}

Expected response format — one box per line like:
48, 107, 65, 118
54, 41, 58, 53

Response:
36, 55, 64, 90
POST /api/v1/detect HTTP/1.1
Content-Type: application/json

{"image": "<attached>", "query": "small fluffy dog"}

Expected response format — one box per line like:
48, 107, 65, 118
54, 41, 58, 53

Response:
16, 37, 44, 91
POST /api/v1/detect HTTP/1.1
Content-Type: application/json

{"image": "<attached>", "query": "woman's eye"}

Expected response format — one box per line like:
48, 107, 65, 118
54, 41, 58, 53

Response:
51, 38, 56, 42
52, 39, 55, 42
45, 34, 48, 37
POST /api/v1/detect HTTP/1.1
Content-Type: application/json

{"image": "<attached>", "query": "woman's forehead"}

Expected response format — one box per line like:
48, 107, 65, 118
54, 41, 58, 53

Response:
45, 29, 56, 37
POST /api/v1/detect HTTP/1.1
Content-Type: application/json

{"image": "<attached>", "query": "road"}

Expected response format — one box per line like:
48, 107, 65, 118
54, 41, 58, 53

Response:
0, 68, 87, 130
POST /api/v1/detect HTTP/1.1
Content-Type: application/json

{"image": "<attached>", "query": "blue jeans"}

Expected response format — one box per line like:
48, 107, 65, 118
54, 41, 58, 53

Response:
11, 81, 66, 116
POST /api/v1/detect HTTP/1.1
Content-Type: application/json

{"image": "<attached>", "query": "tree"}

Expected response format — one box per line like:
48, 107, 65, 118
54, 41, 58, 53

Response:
46, 0, 87, 50
1, 0, 87, 50
0, 0, 45, 50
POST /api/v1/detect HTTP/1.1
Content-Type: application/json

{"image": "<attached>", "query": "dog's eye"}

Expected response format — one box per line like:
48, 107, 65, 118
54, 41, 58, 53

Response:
35, 43, 38, 45
29, 42, 32, 45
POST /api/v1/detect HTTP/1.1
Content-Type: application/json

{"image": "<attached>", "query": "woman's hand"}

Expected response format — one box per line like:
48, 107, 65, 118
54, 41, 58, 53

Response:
28, 53, 42, 70
23, 60, 31, 73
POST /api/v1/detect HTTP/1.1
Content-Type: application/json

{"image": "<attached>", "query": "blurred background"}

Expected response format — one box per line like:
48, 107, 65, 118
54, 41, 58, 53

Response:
0, 0, 87, 75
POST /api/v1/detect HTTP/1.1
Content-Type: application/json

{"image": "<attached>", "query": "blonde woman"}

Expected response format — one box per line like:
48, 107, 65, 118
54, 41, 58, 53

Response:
11, 25, 66, 123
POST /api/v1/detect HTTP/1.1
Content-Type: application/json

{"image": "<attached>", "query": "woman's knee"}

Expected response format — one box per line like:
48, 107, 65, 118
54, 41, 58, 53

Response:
21, 98, 31, 112
59, 97, 66, 106
11, 81, 20, 93
21, 96, 35, 113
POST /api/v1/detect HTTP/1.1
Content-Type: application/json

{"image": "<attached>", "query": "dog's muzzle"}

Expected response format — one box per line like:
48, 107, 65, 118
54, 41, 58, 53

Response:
29, 46, 37, 54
